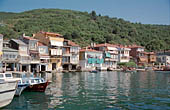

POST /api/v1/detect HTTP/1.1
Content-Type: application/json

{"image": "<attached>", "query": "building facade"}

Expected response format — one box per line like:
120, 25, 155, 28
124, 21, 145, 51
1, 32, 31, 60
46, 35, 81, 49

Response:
20, 34, 40, 73
2, 46, 19, 71
34, 31, 64, 71
129, 45, 156, 66
93, 43, 118, 69
9, 39, 30, 72
79, 49, 104, 71
38, 42, 50, 72
117, 46, 131, 63
157, 55, 170, 66
147, 52, 156, 66
0, 34, 3, 72
62, 40, 80, 71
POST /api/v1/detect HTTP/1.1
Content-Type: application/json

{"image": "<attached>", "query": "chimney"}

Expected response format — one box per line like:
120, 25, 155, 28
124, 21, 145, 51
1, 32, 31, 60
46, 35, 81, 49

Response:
32, 34, 35, 38
23, 33, 25, 37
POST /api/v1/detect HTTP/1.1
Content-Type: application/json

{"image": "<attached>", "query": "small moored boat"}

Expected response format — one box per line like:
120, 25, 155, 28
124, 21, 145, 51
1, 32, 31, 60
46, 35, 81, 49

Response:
0, 73, 18, 108
5, 72, 29, 96
13, 72, 48, 93
24, 77, 48, 92
90, 70, 98, 73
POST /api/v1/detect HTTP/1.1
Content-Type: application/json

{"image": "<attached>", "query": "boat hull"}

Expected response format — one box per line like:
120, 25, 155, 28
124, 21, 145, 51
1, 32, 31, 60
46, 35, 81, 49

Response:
15, 84, 28, 96
0, 81, 17, 108
25, 82, 48, 92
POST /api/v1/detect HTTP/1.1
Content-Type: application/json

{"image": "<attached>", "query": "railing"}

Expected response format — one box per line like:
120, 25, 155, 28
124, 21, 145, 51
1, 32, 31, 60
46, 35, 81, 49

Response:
70, 60, 79, 64
105, 58, 118, 61
63, 53, 72, 56
70, 51, 79, 54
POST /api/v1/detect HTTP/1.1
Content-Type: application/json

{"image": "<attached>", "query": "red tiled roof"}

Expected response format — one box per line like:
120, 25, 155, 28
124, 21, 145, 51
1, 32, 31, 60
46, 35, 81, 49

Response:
94, 43, 118, 48
127, 44, 144, 48
38, 42, 46, 46
23, 36, 37, 40
40, 31, 63, 37
94, 43, 131, 49
65, 39, 79, 47
80, 49, 102, 53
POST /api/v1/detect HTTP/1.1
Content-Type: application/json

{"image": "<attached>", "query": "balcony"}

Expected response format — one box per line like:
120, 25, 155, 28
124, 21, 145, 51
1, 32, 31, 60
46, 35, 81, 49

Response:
62, 56, 70, 64
50, 49, 62, 56
105, 58, 118, 62
30, 57, 40, 64
2, 58, 19, 63
63, 52, 72, 56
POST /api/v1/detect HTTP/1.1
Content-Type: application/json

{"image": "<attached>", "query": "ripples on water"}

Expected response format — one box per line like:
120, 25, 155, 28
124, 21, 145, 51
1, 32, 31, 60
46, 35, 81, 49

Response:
2, 71, 170, 110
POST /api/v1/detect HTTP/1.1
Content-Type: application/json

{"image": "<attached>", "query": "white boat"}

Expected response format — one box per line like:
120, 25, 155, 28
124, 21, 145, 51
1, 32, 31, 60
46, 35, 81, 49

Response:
15, 79, 29, 96
12, 72, 31, 96
0, 73, 18, 108
1, 72, 28, 96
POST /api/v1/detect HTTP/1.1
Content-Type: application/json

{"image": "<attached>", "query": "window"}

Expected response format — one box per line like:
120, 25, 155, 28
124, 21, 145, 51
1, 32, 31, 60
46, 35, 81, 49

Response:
5, 74, 12, 78
39, 47, 45, 53
30, 42, 36, 50
0, 74, 4, 78
20, 46, 27, 51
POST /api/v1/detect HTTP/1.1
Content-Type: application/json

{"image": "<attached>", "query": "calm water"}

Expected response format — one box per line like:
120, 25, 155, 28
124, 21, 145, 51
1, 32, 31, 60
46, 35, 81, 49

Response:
2, 71, 170, 110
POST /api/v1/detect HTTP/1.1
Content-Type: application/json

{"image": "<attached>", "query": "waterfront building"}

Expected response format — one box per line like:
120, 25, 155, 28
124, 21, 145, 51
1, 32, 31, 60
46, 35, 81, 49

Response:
117, 45, 131, 63
156, 55, 170, 66
2, 43, 19, 71
147, 52, 156, 66
34, 31, 64, 71
156, 50, 170, 56
128, 45, 148, 66
62, 40, 80, 71
20, 34, 40, 73
0, 34, 3, 72
9, 39, 30, 72
79, 49, 104, 71
38, 42, 50, 72
93, 43, 118, 69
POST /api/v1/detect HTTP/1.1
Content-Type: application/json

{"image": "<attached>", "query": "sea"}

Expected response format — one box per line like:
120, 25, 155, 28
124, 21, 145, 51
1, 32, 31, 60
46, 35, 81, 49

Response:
2, 71, 170, 110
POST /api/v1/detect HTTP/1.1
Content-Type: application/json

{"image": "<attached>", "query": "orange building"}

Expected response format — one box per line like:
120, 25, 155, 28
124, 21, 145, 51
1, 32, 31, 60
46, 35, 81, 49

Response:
34, 31, 64, 71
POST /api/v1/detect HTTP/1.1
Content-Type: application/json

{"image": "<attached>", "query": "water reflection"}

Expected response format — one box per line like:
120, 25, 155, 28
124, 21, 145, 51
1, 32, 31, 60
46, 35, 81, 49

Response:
3, 71, 170, 110
3, 92, 49, 110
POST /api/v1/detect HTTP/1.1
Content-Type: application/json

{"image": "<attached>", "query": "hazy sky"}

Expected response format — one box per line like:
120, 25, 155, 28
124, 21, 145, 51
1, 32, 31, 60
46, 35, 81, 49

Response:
0, 0, 169, 25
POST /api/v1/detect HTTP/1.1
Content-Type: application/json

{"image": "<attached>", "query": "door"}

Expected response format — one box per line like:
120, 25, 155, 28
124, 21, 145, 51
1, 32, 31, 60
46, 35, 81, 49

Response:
52, 63, 56, 70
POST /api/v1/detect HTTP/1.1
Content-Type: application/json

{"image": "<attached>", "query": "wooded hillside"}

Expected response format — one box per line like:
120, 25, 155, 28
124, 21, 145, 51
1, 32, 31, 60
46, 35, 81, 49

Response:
0, 9, 169, 51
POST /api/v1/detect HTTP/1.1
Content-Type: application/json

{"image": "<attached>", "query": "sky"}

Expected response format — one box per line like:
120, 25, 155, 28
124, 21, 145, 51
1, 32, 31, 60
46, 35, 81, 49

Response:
0, 0, 169, 25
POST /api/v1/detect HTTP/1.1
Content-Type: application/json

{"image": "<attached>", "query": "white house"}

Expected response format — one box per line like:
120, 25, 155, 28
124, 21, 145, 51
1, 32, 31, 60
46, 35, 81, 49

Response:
117, 46, 131, 63
79, 49, 104, 71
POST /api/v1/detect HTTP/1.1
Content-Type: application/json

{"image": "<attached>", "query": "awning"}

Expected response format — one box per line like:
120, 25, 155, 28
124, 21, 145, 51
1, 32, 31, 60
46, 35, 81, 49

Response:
107, 47, 117, 51
20, 54, 29, 57
105, 52, 111, 58
50, 40, 63, 46
88, 58, 92, 64
97, 58, 104, 64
